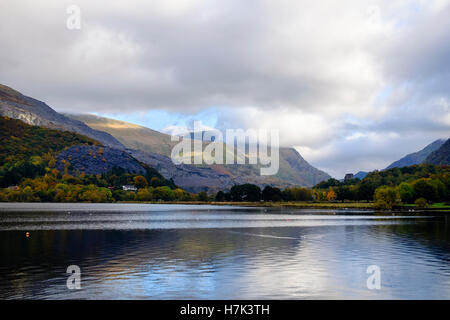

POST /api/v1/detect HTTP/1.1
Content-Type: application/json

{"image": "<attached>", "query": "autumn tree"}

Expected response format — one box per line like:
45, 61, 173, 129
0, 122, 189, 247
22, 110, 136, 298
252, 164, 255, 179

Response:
326, 188, 336, 201
374, 186, 399, 210
135, 188, 152, 201
133, 175, 148, 189
153, 186, 175, 201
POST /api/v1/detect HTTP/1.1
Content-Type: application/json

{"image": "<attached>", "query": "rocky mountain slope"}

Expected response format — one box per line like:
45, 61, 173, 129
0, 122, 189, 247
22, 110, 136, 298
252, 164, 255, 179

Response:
67, 114, 331, 188
385, 139, 445, 169
66, 114, 174, 156
0, 116, 150, 188
424, 138, 450, 165
1, 83, 330, 191
56, 145, 147, 175
128, 149, 235, 193
0, 84, 124, 150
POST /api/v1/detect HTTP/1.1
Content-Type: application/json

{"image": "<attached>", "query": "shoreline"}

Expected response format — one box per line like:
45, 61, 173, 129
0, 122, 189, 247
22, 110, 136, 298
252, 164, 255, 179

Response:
106, 201, 450, 212
1, 201, 449, 212
131, 201, 375, 209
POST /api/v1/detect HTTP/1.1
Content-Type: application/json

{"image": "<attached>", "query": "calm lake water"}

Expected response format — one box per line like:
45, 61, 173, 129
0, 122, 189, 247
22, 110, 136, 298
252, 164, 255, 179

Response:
0, 203, 449, 299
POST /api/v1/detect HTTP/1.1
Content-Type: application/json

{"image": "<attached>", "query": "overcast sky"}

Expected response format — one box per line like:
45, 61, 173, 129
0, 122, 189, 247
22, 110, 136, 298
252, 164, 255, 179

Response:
1, 0, 449, 177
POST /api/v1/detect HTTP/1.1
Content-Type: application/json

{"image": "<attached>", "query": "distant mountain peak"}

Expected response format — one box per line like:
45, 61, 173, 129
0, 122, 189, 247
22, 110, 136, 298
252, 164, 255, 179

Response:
68, 113, 331, 189
385, 139, 446, 169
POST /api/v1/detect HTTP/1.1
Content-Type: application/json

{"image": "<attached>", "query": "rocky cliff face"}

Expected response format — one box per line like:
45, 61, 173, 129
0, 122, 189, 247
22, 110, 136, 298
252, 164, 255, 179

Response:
67, 113, 332, 189
0, 84, 125, 150
56, 145, 146, 175
129, 149, 235, 193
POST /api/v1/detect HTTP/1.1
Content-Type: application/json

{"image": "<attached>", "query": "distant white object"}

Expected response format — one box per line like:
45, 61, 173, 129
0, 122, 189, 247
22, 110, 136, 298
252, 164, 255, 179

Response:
122, 185, 137, 191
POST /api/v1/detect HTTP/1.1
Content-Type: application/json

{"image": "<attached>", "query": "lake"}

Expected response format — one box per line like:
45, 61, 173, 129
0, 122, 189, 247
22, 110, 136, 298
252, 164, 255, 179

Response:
0, 203, 449, 299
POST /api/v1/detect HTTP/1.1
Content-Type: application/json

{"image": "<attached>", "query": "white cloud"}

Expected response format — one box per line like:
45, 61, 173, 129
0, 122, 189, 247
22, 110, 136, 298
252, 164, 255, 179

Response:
0, 0, 449, 178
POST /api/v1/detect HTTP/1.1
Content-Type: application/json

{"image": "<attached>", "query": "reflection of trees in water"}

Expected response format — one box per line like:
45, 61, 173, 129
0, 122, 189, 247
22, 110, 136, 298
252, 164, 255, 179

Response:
367, 217, 450, 253
0, 227, 305, 298
1, 218, 449, 298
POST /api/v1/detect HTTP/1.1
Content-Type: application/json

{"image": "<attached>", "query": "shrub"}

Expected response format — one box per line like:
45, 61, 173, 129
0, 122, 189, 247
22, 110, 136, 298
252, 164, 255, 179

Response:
414, 198, 428, 208
374, 186, 399, 210
135, 188, 153, 201
153, 186, 175, 201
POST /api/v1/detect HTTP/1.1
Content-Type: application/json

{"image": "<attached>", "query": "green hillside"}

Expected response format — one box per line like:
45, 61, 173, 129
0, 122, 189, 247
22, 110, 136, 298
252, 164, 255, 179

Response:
0, 116, 99, 164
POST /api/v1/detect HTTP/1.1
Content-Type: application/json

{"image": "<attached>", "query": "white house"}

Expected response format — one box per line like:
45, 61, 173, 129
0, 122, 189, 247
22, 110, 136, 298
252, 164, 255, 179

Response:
122, 185, 137, 191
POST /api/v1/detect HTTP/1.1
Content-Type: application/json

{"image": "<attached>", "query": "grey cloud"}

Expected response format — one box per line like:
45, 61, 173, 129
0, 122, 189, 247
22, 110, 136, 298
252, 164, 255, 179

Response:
0, 1, 382, 113
0, 0, 449, 178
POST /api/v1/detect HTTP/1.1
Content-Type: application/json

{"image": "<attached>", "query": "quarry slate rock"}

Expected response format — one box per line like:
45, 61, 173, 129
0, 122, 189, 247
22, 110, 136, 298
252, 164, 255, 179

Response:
56, 145, 146, 175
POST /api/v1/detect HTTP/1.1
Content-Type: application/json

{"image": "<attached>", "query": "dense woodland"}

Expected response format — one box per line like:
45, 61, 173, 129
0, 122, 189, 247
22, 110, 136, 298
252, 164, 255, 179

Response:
211, 165, 449, 209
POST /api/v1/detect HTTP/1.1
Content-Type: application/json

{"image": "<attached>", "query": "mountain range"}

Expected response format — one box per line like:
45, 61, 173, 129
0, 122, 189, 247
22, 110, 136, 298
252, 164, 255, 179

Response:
67, 114, 331, 190
344, 138, 449, 180
385, 139, 446, 169
0, 84, 330, 192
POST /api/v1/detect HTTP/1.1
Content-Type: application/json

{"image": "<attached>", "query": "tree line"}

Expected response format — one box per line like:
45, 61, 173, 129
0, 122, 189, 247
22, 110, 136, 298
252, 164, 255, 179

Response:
209, 164, 449, 209
1, 117, 448, 207
0, 164, 197, 203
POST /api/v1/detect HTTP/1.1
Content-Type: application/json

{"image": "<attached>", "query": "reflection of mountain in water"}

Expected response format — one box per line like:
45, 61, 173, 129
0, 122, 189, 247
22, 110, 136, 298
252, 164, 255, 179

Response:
1, 213, 449, 299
